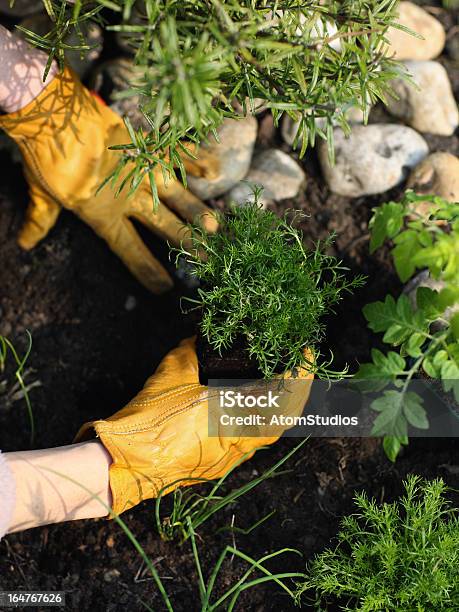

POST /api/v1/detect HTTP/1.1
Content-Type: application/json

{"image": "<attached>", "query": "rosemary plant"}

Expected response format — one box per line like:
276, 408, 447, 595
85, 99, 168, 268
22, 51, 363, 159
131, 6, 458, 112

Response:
16, 0, 406, 206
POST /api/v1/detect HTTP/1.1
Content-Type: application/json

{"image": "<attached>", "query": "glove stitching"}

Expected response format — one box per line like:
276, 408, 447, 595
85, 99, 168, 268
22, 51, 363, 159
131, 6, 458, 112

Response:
127, 383, 203, 406
20, 140, 65, 207
99, 394, 208, 435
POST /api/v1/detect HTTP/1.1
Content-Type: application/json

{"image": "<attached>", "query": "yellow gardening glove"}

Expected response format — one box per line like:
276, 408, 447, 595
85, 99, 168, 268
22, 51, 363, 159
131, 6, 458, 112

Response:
0, 67, 218, 294
74, 337, 314, 516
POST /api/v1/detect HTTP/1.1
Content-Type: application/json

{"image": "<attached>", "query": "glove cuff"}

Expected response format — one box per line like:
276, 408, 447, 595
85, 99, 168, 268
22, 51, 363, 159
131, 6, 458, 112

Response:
0, 451, 16, 539
0, 66, 99, 140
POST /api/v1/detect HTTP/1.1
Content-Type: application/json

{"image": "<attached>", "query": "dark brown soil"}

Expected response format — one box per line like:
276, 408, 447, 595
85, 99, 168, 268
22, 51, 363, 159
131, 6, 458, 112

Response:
1, 3, 459, 611
196, 334, 263, 382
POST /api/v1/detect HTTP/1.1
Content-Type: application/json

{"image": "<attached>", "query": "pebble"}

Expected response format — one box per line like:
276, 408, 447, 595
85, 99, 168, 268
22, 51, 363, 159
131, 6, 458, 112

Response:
386, 61, 458, 136
124, 295, 137, 312
89, 59, 149, 130
19, 14, 103, 78
407, 152, 459, 216
385, 2, 446, 60
103, 569, 121, 583
225, 149, 306, 208
187, 117, 258, 200
318, 124, 429, 197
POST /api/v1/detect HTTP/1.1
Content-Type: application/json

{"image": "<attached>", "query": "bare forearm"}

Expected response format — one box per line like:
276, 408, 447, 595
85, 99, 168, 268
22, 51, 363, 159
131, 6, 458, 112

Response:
0, 24, 57, 113
5, 441, 112, 533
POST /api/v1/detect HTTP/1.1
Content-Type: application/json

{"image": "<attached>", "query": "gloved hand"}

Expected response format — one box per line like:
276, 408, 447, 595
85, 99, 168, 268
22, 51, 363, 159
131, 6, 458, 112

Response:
74, 337, 314, 516
0, 67, 218, 294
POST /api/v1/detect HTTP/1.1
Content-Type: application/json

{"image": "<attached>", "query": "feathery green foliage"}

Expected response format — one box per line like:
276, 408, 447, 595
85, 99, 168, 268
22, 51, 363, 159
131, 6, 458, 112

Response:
45, 461, 305, 612
296, 475, 459, 611
173, 195, 365, 378
16, 0, 406, 206
356, 192, 459, 461
155, 439, 307, 543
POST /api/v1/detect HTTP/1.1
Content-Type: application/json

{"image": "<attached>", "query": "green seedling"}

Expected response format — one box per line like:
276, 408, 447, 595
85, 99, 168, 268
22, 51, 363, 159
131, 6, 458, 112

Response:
356, 192, 459, 460
0, 331, 39, 444
155, 438, 308, 543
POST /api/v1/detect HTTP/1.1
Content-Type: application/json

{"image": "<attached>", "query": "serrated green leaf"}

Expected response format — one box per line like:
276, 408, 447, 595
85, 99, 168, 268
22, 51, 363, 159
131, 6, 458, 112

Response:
383, 324, 410, 345
383, 436, 402, 462
436, 287, 459, 311
371, 390, 406, 437
441, 360, 459, 402
403, 392, 428, 430
392, 230, 420, 282
363, 295, 397, 332
434, 350, 449, 369
416, 286, 442, 319
357, 350, 406, 384
385, 351, 406, 373
369, 201, 404, 253
354, 361, 391, 392
404, 333, 425, 358
449, 312, 459, 341
422, 355, 436, 378
447, 342, 459, 364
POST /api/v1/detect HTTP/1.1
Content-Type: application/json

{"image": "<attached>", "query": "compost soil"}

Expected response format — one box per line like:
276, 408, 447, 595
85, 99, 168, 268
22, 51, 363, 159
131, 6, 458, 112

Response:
1, 3, 459, 610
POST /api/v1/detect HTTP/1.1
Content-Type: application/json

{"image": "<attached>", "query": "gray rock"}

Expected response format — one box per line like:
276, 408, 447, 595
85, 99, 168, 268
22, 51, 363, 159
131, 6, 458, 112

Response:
318, 124, 429, 197
386, 61, 458, 136
187, 117, 258, 200
225, 149, 306, 208
0, 1, 42, 17
386, 2, 445, 60
19, 14, 103, 78
89, 58, 149, 130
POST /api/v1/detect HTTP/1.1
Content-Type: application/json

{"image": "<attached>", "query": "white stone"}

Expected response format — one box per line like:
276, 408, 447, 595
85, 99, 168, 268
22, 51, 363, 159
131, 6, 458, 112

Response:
385, 2, 446, 61
318, 124, 429, 197
187, 117, 258, 200
225, 149, 306, 207
386, 61, 458, 136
